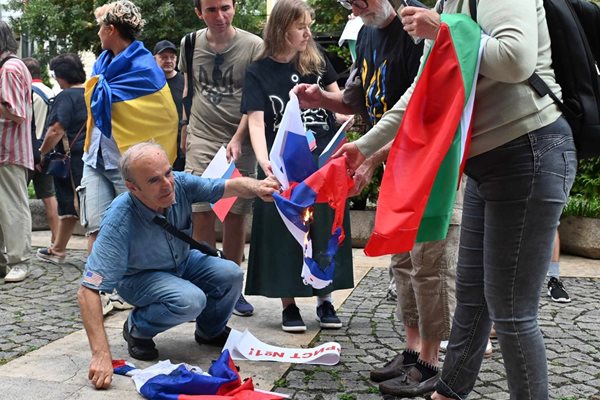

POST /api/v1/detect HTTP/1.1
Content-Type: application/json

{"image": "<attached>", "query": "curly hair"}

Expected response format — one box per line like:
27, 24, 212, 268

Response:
95, 0, 145, 42
50, 53, 86, 85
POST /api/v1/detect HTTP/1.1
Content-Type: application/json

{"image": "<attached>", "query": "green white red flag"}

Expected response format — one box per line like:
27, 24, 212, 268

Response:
364, 14, 488, 256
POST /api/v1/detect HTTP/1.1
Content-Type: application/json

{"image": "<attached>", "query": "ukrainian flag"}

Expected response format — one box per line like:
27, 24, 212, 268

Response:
84, 40, 178, 163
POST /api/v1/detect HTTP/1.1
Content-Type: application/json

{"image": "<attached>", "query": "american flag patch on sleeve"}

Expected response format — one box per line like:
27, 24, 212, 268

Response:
83, 270, 103, 287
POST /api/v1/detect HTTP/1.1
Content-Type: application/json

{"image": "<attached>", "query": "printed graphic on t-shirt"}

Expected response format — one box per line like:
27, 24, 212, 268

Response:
269, 75, 330, 132
362, 52, 390, 126
198, 60, 234, 106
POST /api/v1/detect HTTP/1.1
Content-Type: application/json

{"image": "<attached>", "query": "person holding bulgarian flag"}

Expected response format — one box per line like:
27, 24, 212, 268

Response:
80, 0, 178, 255
336, 0, 576, 399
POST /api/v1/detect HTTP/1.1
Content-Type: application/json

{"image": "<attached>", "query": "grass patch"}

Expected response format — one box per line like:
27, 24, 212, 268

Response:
338, 394, 356, 400
367, 386, 380, 394
303, 370, 315, 383
273, 378, 288, 388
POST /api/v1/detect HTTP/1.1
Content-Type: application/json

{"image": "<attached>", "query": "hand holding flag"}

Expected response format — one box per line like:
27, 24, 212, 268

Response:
202, 147, 242, 222
331, 142, 366, 175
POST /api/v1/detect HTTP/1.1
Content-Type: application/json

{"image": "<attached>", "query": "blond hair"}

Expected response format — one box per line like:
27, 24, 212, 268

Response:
95, 0, 145, 41
261, 0, 324, 77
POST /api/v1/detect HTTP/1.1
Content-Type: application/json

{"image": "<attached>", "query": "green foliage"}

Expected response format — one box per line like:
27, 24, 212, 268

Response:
563, 157, 600, 218
28, 182, 36, 200
309, 0, 349, 34
8, 0, 265, 65
338, 394, 357, 400
273, 377, 288, 388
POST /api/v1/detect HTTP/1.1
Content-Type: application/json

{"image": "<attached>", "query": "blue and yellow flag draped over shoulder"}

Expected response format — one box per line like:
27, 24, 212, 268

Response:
84, 40, 178, 162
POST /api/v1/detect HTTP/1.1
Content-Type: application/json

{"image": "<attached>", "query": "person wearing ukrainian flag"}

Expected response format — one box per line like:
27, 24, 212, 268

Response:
79, 0, 178, 259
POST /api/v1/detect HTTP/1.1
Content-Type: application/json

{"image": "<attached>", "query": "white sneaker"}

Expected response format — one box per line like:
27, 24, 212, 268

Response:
440, 339, 492, 357
109, 291, 133, 310
484, 338, 493, 357
100, 292, 114, 316
4, 264, 29, 282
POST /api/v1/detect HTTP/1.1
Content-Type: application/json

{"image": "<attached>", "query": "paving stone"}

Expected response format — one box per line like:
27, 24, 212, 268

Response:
2, 249, 600, 399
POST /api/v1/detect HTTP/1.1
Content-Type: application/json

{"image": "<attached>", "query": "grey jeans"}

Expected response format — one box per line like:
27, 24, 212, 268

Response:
436, 117, 576, 399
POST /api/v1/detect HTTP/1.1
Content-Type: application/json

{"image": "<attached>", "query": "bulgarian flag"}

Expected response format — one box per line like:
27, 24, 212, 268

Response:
364, 14, 489, 256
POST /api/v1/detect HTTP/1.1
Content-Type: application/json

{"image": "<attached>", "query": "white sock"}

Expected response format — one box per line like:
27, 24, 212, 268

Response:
317, 295, 333, 307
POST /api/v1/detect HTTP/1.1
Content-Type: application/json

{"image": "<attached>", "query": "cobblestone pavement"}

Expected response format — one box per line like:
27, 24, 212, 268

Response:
0, 248, 87, 364
276, 267, 600, 400
2, 249, 600, 400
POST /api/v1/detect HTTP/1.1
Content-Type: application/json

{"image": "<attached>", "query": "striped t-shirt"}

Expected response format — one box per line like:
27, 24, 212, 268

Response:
0, 54, 33, 170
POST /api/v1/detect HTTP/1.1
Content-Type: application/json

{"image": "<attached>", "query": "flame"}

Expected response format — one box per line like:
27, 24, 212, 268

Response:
302, 207, 314, 224
303, 207, 314, 247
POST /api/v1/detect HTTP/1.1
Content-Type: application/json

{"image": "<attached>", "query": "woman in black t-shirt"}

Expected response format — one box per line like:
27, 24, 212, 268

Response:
36, 54, 88, 265
241, 0, 354, 333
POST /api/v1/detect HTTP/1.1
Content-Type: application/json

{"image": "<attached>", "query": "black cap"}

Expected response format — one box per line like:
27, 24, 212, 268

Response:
153, 40, 177, 55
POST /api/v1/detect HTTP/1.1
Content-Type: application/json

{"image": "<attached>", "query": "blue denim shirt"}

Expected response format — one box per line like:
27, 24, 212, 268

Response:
81, 172, 225, 292
82, 125, 122, 170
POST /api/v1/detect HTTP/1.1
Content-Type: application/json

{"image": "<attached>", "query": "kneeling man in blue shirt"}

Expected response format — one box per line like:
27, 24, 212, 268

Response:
77, 142, 279, 389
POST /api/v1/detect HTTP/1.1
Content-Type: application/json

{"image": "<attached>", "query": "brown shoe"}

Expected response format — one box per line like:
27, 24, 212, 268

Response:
370, 352, 416, 382
379, 365, 440, 397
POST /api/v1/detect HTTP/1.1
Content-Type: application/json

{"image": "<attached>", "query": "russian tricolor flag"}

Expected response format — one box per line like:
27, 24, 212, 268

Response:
270, 92, 353, 289
123, 350, 286, 399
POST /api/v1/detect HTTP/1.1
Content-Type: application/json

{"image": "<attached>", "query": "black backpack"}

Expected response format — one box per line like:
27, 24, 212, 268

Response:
469, 0, 600, 159
182, 31, 196, 120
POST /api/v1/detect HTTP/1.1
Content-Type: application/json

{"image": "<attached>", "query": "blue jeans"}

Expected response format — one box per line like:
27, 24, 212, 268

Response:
117, 249, 243, 340
436, 118, 576, 399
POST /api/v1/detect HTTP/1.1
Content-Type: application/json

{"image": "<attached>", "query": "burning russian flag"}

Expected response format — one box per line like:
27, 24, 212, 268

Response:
270, 92, 354, 289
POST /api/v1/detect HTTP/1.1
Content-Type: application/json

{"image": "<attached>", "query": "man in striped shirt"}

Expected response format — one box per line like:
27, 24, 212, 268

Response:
0, 21, 33, 283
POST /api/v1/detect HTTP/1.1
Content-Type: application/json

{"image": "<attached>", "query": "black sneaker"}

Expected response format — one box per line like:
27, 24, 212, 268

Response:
548, 277, 571, 303
316, 301, 342, 329
233, 294, 254, 316
122, 320, 158, 361
282, 304, 306, 332
195, 326, 231, 347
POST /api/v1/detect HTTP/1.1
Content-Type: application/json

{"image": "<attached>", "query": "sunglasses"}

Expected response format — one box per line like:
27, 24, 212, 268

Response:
337, 0, 369, 10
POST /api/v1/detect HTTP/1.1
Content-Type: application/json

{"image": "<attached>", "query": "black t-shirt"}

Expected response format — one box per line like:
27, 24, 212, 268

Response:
241, 56, 338, 155
46, 87, 87, 154
355, 17, 424, 127
167, 72, 184, 121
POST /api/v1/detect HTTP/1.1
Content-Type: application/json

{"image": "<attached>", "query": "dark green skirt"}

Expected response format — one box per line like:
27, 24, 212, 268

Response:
245, 198, 354, 298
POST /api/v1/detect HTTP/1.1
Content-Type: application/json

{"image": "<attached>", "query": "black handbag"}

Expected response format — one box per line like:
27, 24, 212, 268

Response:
42, 150, 70, 178
41, 122, 85, 179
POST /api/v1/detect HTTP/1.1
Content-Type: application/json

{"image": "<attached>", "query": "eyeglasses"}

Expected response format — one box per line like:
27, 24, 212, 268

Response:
213, 53, 224, 84
337, 0, 368, 10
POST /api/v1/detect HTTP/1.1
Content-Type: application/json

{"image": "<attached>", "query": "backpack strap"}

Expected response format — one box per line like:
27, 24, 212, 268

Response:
32, 85, 51, 105
466, 0, 575, 121
469, 0, 477, 21
182, 31, 196, 119
0, 55, 16, 70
